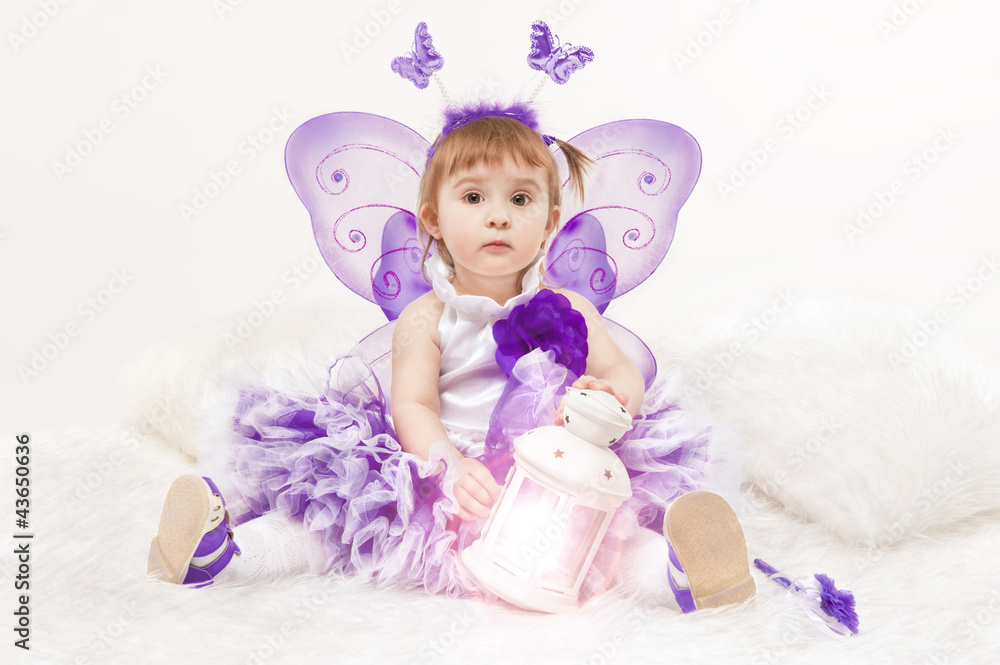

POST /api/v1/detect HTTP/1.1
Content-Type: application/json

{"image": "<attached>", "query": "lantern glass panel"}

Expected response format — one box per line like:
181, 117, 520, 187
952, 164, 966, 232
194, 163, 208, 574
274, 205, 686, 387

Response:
492, 476, 562, 572
540, 502, 605, 588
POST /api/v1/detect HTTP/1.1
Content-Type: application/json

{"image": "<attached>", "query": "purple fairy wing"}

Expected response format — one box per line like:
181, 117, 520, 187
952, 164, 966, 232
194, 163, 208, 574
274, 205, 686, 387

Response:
284, 112, 433, 320
547, 119, 702, 312
546, 120, 702, 388
351, 319, 396, 413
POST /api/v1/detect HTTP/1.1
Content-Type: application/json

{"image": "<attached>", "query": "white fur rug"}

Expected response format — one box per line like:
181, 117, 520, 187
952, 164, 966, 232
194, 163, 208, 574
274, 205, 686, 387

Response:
11, 295, 1000, 665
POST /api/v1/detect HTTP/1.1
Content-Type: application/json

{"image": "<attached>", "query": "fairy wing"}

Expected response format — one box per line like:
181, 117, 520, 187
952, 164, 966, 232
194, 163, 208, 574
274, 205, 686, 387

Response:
284, 112, 433, 320
547, 119, 702, 313
547, 119, 702, 388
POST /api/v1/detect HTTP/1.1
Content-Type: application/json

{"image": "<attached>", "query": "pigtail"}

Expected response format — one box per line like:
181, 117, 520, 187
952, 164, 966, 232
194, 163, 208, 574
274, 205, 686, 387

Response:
552, 137, 594, 204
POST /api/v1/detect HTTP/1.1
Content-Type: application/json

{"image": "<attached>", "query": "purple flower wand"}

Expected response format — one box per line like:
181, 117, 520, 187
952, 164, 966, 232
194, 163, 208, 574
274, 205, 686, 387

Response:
754, 559, 860, 637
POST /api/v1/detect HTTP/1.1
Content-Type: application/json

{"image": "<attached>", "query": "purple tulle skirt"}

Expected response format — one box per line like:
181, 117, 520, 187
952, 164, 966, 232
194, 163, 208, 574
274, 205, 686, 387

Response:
218, 349, 728, 598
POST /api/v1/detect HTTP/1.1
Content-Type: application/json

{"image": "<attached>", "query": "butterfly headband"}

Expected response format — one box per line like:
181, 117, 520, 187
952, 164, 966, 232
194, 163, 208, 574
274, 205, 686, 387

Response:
390, 20, 595, 161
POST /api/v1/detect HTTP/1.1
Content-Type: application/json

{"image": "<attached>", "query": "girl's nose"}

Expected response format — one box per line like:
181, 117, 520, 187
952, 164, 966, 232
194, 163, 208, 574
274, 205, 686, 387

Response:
487, 210, 510, 229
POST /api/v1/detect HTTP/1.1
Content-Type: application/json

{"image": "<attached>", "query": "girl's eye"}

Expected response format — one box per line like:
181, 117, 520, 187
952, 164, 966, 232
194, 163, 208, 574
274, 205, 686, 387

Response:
464, 193, 482, 204
512, 193, 529, 206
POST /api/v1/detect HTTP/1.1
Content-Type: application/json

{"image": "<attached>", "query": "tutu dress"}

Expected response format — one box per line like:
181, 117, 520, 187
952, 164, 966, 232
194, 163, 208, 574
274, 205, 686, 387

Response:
211, 250, 736, 599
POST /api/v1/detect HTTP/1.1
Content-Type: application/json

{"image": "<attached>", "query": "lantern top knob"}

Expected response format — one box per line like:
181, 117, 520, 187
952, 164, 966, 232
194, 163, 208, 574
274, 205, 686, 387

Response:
562, 387, 633, 448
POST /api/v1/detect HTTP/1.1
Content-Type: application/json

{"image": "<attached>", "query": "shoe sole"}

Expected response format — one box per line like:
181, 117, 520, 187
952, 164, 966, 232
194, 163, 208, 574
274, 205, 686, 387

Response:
664, 491, 755, 610
147, 475, 220, 584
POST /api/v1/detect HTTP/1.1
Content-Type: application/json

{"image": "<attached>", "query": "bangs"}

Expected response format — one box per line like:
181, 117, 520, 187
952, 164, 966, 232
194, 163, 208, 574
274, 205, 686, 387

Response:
415, 112, 581, 283
418, 115, 561, 219
440, 116, 552, 177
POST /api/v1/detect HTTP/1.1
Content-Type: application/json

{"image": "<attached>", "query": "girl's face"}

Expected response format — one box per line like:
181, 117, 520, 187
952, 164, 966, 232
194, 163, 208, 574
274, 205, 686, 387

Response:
421, 157, 560, 293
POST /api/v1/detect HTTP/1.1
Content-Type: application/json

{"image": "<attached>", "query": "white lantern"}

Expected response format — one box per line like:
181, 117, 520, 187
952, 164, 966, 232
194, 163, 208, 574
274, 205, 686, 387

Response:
462, 387, 633, 613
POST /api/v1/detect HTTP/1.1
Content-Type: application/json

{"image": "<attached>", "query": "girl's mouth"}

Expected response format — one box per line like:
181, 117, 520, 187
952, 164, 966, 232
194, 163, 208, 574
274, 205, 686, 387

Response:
484, 241, 510, 248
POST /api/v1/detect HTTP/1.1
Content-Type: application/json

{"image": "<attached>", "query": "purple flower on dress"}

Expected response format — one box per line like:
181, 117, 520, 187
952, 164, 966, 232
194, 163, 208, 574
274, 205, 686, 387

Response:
492, 289, 588, 378
816, 573, 860, 634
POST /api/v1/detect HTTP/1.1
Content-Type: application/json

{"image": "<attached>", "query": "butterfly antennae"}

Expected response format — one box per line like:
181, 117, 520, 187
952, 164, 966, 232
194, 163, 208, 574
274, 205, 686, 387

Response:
433, 73, 453, 107
526, 75, 548, 103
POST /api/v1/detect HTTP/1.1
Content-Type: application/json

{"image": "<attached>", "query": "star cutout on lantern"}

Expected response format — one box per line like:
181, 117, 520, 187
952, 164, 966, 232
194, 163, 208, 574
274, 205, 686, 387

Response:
604, 469, 612, 480
554, 449, 564, 458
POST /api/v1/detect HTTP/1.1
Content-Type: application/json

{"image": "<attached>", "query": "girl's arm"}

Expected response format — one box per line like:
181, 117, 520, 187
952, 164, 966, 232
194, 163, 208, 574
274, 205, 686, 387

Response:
556, 289, 646, 418
391, 291, 501, 519
390, 291, 448, 459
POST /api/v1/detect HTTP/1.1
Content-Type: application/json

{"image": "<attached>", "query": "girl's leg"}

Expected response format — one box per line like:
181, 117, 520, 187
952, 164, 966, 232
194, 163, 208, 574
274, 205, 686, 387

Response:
213, 513, 330, 586
612, 526, 677, 605
612, 492, 755, 612
148, 475, 328, 587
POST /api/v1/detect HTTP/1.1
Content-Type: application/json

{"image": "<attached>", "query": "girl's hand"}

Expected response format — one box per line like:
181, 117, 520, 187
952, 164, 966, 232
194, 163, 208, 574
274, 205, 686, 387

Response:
453, 456, 502, 521
554, 375, 629, 426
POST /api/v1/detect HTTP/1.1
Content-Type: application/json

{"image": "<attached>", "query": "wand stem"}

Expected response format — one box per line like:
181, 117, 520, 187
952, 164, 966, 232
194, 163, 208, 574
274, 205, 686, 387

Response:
754, 558, 796, 591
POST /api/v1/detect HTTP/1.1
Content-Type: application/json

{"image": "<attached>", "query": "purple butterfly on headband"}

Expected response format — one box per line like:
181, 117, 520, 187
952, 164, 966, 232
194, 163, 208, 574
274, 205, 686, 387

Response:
391, 21, 443, 89
527, 20, 595, 84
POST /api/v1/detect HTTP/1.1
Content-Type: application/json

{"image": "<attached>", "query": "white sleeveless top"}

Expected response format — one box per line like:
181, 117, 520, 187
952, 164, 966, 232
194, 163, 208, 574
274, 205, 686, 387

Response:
425, 252, 545, 458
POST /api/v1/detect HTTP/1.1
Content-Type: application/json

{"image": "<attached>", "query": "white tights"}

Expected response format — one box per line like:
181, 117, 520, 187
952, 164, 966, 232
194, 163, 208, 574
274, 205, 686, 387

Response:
213, 514, 330, 586
610, 527, 681, 606
212, 513, 675, 607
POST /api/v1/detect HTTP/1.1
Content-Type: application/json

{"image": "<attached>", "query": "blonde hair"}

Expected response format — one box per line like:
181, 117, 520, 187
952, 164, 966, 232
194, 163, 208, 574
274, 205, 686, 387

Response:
416, 115, 592, 282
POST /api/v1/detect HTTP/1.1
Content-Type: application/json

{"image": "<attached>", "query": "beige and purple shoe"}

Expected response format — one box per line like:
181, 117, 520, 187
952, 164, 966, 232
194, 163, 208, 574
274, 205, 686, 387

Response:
147, 475, 241, 587
663, 490, 755, 612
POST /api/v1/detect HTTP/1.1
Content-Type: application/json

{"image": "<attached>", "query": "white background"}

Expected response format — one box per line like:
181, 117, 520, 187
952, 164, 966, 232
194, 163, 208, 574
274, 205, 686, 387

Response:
3, 0, 998, 433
